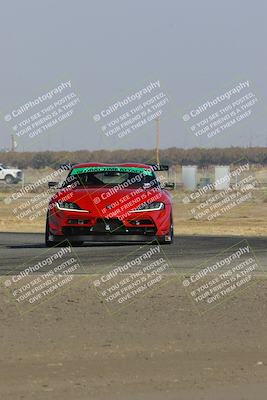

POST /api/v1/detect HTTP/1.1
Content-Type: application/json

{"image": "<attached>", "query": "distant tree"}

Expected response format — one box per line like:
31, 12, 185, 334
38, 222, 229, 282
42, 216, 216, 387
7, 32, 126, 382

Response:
1, 147, 267, 169
31, 152, 53, 169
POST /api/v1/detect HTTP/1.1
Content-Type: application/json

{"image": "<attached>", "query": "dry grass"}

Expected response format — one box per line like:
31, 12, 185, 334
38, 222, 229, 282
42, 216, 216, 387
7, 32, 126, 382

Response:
172, 202, 267, 236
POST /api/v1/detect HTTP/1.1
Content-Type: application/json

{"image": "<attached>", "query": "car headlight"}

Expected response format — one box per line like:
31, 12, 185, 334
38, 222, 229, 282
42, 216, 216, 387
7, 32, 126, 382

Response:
56, 201, 89, 212
130, 202, 165, 212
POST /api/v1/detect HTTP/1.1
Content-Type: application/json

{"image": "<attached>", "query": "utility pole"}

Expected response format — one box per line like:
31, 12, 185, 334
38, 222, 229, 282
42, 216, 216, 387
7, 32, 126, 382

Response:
11, 134, 17, 151
156, 117, 160, 165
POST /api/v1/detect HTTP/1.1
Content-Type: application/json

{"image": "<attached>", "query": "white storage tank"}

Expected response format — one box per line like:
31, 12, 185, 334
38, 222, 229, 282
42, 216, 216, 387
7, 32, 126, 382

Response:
215, 166, 230, 190
182, 166, 197, 190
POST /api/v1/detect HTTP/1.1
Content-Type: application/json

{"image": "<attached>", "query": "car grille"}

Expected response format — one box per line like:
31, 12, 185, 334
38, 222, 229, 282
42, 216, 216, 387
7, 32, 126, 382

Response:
62, 218, 157, 236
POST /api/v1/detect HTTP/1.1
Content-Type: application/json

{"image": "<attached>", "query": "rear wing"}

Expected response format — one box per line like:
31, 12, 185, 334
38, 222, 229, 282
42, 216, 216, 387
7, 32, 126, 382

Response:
148, 164, 169, 172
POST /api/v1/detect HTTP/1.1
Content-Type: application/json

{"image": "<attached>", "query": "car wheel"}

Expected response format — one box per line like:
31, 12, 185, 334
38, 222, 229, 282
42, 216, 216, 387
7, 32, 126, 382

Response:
45, 217, 55, 247
5, 175, 15, 184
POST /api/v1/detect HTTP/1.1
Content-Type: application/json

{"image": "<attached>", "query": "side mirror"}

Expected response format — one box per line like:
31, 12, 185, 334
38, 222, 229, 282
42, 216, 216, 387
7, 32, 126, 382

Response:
163, 182, 175, 190
48, 181, 59, 188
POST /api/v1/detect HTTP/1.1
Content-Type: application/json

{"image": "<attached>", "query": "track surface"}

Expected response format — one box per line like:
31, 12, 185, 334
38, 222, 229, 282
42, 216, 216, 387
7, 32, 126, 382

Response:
1, 232, 267, 400
1, 232, 267, 274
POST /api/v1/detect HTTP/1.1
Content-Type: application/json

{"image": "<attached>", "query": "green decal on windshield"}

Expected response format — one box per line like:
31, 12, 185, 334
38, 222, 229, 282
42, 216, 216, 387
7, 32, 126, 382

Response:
70, 166, 153, 176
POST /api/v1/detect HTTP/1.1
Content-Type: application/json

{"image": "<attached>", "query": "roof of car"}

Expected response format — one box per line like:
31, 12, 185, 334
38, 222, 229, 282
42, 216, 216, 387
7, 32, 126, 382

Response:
72, 162, 153, 169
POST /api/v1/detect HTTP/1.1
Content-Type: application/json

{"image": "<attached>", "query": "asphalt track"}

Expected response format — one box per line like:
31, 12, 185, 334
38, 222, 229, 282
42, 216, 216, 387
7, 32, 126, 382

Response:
0, 232, 267, 275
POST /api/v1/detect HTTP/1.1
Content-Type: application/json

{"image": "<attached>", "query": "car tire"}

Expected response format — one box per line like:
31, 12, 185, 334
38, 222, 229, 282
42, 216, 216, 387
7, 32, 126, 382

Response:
158, 217, 174, 245
45, 217, 55, 247
166, 221, 174, 244
45, 218, 84, 247
5, 175, 15, 184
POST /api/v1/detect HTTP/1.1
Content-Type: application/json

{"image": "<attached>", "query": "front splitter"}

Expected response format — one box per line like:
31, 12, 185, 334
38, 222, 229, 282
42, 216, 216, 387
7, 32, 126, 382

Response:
52, 234, 163, 243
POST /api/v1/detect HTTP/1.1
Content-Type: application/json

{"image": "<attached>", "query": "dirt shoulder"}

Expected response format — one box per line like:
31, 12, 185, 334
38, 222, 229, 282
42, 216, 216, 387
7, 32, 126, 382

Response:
1, 275, 267, 399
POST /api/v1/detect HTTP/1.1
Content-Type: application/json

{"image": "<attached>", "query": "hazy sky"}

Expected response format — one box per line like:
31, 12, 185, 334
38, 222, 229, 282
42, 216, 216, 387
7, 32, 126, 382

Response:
0, 0, 266, 151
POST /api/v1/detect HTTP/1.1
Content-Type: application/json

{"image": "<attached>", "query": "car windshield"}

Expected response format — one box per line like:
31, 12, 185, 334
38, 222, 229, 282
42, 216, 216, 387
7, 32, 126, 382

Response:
63, 166, 159, 188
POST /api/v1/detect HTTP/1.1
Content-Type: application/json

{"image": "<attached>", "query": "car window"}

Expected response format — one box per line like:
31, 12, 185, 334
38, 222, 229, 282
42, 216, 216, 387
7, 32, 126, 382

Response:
63, 166, 159, 188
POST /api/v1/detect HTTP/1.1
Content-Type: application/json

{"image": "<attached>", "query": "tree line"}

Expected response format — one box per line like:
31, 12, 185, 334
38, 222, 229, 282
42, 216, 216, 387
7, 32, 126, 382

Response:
1, 147, 267, 169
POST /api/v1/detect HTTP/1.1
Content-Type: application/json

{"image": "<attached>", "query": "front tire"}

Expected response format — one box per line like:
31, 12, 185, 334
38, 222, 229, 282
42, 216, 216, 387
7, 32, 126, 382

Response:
45, 217, 55, 247
45, 218, 84, 247
158, 217, 174, 245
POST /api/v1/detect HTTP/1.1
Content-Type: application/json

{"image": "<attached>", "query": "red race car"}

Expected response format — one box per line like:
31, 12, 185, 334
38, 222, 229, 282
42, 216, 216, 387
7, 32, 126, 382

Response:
45, 163, 173, 246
